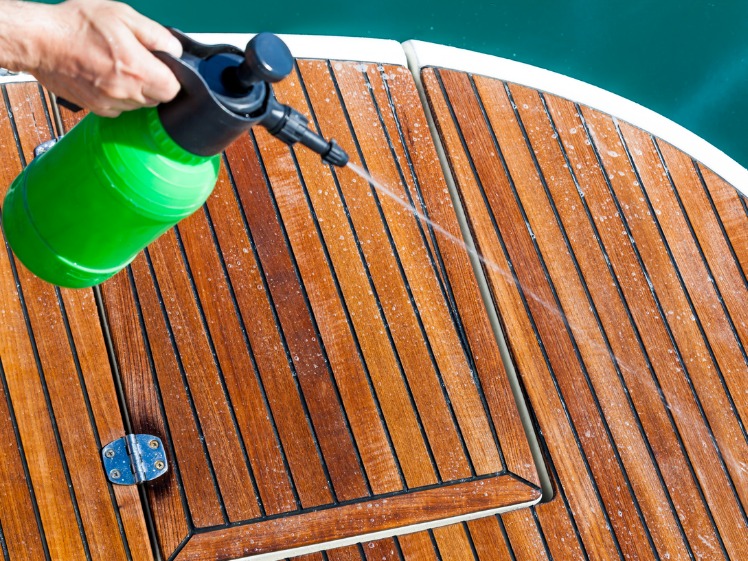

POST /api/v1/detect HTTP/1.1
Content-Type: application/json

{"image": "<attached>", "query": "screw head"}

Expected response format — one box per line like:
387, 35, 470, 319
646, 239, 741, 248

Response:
154, 460, 166, 471
104, 449, 116, 459
148, 439, 159, 449
110, 469, 121, 479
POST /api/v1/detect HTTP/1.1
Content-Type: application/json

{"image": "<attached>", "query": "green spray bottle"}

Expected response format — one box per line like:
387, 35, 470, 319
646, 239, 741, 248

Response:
1, 31, 348, 288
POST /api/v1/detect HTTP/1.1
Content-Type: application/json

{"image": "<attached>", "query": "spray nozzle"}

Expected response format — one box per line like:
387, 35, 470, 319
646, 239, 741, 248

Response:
156, 30, 349, 167
261, 99, 350, 167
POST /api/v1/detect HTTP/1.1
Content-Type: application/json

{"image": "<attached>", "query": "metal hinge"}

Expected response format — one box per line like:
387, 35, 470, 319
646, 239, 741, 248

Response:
101, 434, 169, 485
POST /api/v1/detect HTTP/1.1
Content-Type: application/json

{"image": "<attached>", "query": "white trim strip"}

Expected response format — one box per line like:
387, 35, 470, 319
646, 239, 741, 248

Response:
0, 35, 407, 89
0, 73, 36, 85
188, 33, 407, 66
403, 40, 748, 198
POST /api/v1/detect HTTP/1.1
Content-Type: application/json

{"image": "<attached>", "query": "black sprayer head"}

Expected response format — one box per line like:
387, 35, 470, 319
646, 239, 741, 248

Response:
155, 30, 349, 167
260, 100, 349, 167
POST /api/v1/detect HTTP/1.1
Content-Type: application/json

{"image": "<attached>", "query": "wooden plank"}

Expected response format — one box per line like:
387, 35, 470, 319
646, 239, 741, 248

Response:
541, 91, 730, 561
268, 63, 435, 491
431, 524, 473, 561
381, 65, 539, 487
657, 143, 748, 356
334, 62, 503, 478
466, 517, 513, 561
102, 267, 200, 550
629, 133, 748, 434
396, 532, 439, 561
301, 60, 475, 482
186, 168, 300, 515
700, 165, 748, 275
582, 108, 748, 555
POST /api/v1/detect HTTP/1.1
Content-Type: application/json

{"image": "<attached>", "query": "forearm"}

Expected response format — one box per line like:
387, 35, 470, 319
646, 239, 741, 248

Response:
0, 0, 50, 72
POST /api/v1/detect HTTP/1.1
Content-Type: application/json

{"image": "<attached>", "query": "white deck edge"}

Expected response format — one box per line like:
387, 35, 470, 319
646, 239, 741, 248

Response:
187, 33, 407, 66
231, 496, 540, 561
0, 73, 36, 85
403, 40, 748, 198
0, 34, 407, 89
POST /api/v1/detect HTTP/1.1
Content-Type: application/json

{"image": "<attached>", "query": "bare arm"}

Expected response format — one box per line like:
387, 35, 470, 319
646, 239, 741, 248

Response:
0, 0, 183, 117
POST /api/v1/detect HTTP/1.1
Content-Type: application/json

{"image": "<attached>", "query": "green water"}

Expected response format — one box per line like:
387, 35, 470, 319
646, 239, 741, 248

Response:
49, 1, 748, 169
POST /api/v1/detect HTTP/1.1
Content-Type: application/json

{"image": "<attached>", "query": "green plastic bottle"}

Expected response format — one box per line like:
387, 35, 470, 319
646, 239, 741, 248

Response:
2, 107, 219, 288
1, 31, 347, 288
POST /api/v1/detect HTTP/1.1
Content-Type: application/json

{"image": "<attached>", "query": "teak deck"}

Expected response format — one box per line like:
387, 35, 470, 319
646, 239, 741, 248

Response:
0, 48, 746, 561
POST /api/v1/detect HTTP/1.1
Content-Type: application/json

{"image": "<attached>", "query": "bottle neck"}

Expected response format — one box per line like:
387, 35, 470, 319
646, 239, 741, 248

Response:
145, 107, 213, 164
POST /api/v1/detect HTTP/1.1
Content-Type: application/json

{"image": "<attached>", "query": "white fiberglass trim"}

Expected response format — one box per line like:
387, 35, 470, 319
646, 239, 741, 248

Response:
404, 40, 748, 198
187, 33, 407, 66
0, 72, 36, 84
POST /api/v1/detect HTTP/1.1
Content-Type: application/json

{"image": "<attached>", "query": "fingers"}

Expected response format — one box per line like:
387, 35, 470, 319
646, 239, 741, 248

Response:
124, 10, 183, 58
33, 0, 184, 114
136, 53, 182, 103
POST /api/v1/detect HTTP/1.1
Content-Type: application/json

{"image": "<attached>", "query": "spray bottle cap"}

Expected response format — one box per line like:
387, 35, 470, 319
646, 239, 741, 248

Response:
155, 30, 348, 166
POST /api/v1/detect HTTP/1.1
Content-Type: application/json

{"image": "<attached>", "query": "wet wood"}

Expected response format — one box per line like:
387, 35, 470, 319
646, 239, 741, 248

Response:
414, 66, 748, 561
5, 52, 745, 561
88, 60, 540, 560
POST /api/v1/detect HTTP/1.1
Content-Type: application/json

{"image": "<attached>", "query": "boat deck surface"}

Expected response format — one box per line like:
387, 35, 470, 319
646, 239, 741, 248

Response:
0, 45, 746, 561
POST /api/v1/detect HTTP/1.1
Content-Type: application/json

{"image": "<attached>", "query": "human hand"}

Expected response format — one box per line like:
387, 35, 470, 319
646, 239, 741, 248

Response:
1, 0, 183, 117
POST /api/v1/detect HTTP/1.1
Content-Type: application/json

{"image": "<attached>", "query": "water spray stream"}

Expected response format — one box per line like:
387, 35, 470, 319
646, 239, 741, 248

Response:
345, 160, 638, 377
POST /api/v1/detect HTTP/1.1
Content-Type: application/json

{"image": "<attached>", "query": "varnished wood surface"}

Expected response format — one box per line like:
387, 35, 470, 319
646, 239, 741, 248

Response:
273, 61, 748, 561
50, 60, 541, 560
0, 83, 153, 560
408, 67, 748, 560
3, 53, 747, 561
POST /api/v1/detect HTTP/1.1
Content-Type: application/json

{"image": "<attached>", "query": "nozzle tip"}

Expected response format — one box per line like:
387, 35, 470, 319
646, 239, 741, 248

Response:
322, 139, 349, 167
